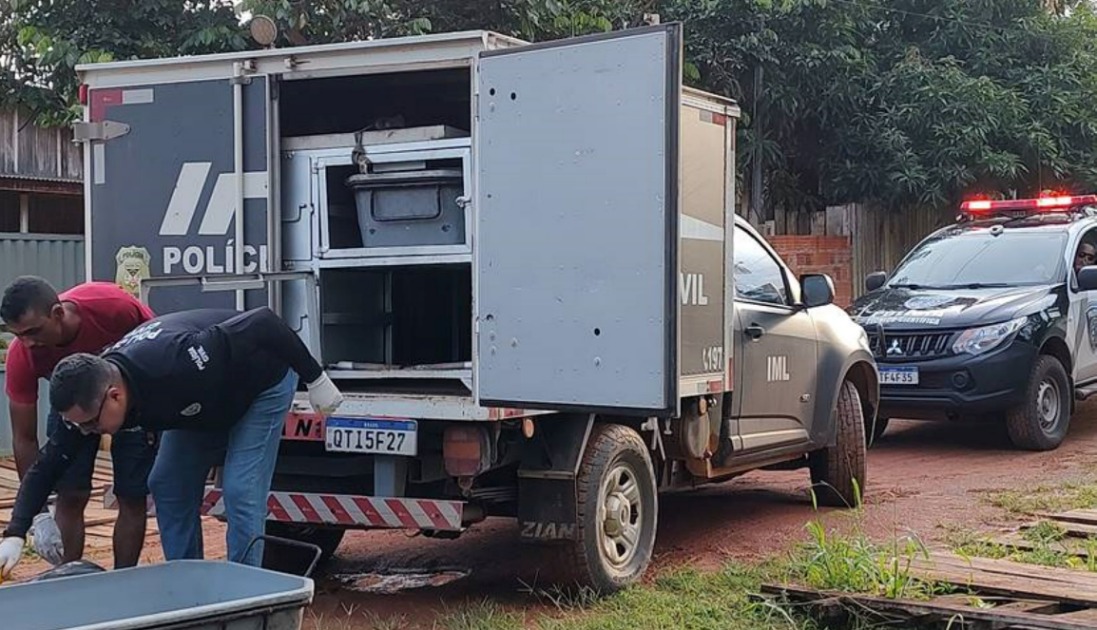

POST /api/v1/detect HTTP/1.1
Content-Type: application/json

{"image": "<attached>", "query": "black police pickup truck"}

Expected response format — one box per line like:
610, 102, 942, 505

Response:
848, 194, 1097, 451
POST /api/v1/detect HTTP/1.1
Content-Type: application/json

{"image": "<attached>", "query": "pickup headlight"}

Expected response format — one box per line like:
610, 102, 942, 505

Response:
952, 317, 1028, 356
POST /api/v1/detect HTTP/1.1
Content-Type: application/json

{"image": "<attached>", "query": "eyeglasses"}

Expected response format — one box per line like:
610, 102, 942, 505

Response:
62, 389, 109, 435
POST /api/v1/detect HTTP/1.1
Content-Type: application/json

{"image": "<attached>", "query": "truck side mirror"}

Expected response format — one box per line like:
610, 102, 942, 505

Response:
865, 271, 887, 293
801, 273, 835, 308
1079, 266, 1097, 292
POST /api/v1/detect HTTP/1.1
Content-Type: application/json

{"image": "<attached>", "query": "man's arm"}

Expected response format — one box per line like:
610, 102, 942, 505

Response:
4, 342, 41, 479
212, 307, 324, 383
3, 423, 85, 539
8, 403, 40, 479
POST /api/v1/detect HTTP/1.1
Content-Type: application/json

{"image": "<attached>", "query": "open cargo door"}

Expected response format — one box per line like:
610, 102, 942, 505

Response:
79, 74, 272, 314
475, 24, 682, 416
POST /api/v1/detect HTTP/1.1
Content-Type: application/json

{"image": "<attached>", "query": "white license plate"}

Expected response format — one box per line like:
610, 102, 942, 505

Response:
324, 418, 417, 456
880, 367, 919, 385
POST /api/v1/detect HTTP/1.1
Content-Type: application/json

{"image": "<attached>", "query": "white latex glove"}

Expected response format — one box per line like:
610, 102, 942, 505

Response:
307, 373, 343, 417
30, 512, 65, 566
0, 537, 24, 579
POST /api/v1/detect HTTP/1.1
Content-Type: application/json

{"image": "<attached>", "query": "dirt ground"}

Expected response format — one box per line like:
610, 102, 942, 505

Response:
12, 404, 1097, 628
303, 405, 1097, 628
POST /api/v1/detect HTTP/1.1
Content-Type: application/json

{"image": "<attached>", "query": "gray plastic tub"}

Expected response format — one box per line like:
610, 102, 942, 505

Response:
2, 560, 314, 630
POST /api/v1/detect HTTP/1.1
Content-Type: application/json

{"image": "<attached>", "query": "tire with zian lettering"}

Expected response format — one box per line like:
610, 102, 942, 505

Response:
568, 423, 658, 594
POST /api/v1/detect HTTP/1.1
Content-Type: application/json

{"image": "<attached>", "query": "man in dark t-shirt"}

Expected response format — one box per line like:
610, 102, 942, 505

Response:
0, 307, 344, 577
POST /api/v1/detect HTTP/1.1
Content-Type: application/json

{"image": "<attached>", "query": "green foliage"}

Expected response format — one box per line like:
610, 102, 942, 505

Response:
793, 481, 950, 600
8, 0, 1097, 209
0, 0, 249, 125
666, 0, 1097, 211
239, 0, 646, 44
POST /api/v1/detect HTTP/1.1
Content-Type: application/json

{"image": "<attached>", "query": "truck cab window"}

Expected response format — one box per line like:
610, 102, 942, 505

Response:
733, 226, 788, 306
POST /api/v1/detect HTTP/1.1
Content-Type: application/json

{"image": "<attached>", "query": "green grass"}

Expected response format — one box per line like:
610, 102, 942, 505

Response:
534, 564, 822, 630
433, 599, 524, 630
953, 519, 1097, 572
983, 478, 1097, 515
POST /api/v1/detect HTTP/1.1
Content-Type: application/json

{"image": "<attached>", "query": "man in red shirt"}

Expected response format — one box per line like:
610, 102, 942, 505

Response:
1, 276, 158, 569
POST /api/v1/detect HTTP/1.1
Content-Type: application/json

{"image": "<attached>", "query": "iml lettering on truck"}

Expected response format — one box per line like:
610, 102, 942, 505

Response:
767, 355, 790, 382
158, 162, 269, 275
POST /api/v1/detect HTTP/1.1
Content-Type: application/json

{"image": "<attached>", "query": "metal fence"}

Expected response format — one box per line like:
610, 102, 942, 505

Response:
0, 368, 51, 456
0, 233, 85, 291
0, 233, 85, 455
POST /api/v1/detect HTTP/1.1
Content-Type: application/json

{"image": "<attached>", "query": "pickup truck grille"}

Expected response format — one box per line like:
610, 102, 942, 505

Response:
868, 330, 953, 361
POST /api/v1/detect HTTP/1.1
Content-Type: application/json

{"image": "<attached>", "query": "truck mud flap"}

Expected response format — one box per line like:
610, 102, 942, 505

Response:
515, 414, 594, 543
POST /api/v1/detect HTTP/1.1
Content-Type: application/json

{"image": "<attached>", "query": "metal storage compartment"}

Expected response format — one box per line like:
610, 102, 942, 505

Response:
2, 560, 314, 630
347, 168, 466, 248
318, 264, 472, 377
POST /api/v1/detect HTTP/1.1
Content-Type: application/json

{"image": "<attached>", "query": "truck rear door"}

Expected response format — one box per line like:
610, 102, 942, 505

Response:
475, 24, 682, 416
78, 72, 273, 314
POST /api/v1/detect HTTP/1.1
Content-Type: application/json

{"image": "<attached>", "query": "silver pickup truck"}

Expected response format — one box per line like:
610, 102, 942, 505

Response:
80, 23, 878, 592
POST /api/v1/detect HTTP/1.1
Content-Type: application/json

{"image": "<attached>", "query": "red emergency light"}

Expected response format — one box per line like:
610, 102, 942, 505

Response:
960, 195, 1097, 213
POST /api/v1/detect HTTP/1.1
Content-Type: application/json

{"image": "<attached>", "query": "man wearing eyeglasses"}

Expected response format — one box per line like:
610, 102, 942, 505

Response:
0, 306, 343, 578
0, 276, 157, 571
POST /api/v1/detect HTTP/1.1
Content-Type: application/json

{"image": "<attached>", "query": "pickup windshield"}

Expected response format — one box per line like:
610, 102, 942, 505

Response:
888, 230, 1067, 289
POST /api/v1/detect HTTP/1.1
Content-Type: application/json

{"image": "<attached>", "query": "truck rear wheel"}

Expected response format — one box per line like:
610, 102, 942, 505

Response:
809, 380, 867, 507
1006, 355, 1071, 451
262, 522, 346, 575
569, 423, 658, 594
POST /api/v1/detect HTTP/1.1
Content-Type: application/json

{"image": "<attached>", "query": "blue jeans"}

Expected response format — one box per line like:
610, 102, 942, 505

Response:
148, 368, 297, 566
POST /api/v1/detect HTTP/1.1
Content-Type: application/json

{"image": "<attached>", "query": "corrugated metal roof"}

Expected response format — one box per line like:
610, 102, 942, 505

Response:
0, 173, 82, 184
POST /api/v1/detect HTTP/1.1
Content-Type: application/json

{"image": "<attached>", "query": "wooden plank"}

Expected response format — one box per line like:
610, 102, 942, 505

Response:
909, 553, 1097, 606
917, 552, 1097, 587
1040, 510, 1097, 526
1053, 609, 1097, 622
762, 584, 1097, 630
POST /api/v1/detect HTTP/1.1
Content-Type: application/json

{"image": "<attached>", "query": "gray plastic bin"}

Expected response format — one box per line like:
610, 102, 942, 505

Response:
2, 560, 314, 630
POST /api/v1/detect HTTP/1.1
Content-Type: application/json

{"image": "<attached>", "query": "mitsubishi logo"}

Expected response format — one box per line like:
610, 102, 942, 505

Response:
886, 339, 905, 357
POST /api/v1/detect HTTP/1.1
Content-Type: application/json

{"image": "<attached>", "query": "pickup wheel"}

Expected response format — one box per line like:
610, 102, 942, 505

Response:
1006, 355, 1071, 451
262, 522, 346, 574
569, 423, 658, 594
809, 380, 867, 507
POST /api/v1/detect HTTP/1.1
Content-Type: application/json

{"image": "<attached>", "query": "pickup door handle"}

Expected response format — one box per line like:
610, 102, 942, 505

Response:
745, 324, 766, 340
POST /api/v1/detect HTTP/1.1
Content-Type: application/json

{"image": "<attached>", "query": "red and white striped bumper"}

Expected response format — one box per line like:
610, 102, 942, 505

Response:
200, 487, 465, 531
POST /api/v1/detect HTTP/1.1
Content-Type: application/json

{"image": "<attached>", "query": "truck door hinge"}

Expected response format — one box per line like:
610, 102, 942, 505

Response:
72, 120, 130, 143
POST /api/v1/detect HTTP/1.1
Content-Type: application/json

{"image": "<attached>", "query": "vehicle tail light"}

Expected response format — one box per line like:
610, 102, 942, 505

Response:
443, 426, 491, 477
78, 84, 89, 106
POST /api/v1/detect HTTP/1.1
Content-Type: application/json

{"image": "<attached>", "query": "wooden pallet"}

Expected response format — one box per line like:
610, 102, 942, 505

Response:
764, 509, 1097, 629
764, 584, 1097, 630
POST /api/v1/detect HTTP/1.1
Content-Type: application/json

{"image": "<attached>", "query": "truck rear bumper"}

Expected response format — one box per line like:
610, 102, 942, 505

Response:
201, 487, 466, 531
106, 485, 467, 532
